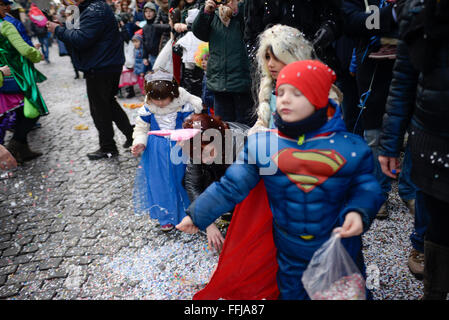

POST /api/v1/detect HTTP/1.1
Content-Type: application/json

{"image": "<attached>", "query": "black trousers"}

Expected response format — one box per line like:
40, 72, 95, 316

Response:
421, 191, 449, 247
85, 71, 133, 152
213, 91, 256, 127
12, 107, 40, 144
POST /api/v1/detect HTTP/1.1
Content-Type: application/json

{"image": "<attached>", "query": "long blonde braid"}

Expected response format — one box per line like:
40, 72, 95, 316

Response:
251, 25, 314, 131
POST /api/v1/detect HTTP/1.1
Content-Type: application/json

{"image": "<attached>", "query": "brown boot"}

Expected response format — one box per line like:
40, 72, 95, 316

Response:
375, 202, 388, 220
408, 248, 424, 280
422, 241, 449, 300
6, 139, 42, 163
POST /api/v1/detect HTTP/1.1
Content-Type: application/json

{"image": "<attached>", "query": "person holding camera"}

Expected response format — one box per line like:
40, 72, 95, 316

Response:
191, 0, 255, 126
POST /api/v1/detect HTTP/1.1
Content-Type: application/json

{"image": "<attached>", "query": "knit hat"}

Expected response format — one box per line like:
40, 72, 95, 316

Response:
276, 60, 337, 109
132, 29, 143, 42
144, 2, 157, 12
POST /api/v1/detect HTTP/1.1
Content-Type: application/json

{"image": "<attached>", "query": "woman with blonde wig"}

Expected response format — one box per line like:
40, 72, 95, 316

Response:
251, 24, 342, 132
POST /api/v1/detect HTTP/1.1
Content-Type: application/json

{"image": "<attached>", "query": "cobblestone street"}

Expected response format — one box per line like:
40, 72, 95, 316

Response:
0, 46, 425, 300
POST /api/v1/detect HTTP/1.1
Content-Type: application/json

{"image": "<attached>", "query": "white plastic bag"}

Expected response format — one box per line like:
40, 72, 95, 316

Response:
302, 233, 366, 300
124, 41, 135, 69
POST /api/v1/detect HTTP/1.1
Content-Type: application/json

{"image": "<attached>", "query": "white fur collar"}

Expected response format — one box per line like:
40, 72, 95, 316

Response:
143, 87, 197, 115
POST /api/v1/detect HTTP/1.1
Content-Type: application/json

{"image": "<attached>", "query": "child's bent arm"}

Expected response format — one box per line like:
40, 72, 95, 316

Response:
186, 150, 261, 230
340, 144, 385, 233
132, 117, 150, 147
179, 87, 203, 114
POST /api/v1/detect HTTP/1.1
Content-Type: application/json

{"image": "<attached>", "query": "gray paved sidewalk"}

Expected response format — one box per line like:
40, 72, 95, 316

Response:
0, 45, 425, 300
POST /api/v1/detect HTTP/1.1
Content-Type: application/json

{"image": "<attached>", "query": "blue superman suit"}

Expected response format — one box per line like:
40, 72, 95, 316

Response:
187, 105, 385, 299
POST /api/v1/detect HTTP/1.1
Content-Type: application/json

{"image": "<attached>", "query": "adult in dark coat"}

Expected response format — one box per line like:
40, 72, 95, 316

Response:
153, 0, 171, 53
342, 0, 417, 220
243, 0, 344, 76
192, 0, 255, 127
378, 0, 449, 300
47, 0, 134, 160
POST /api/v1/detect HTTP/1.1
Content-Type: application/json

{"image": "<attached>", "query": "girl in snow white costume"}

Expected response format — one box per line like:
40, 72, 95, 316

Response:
131, 69, 203, 232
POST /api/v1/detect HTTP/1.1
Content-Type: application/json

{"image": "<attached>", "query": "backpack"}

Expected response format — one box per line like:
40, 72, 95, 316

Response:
28, 4, 48, 28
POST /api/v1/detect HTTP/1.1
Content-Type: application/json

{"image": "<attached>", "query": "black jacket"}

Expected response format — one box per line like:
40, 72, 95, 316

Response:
379, 0, 449, 201
153, 7, 171, 53
55, 0, 124, 73
183, 122, 249, 202
244, 0, 343, 75
142, 17, 158, 58
342, 0, 399, 130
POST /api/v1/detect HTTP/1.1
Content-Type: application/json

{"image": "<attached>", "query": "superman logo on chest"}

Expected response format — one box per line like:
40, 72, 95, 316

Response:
272, 148, 347, 193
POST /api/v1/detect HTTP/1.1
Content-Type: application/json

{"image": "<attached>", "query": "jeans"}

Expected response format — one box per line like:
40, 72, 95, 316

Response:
364, 129, 427, 252
364, 129, 416, 200
213, 91, 255, 127
336, 74, 363, 136
85, 71, 134, 152
37, 34, 49, 62
411, 190, 429, 253
148, 55, 157, 70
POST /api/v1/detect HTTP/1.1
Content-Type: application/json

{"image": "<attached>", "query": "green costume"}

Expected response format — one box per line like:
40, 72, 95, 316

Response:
0, 19, 48, 116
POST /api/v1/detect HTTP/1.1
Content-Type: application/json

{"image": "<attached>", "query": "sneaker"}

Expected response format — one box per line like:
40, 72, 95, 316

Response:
368, 44, 397, 59
404, 199, 416, 216
408, 248, 424, 279
161, 224, 174, 232
87, 149, 118, 160
376, 203, 388, 220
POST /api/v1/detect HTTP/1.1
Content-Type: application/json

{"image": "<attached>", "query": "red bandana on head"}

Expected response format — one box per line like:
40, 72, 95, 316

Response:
276, 60, 337, 109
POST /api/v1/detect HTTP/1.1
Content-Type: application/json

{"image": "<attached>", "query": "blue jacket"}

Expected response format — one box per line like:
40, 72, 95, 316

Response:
55, 0, 124, 73
4, 15, 33, 47
188, 103, 384, 255
133, 46, 146, 75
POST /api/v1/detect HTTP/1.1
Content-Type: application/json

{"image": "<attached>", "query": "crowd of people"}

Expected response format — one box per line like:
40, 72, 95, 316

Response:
1, 0, 448, 300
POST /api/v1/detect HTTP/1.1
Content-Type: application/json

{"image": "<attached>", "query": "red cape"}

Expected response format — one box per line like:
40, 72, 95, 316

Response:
193, 181, 279, 300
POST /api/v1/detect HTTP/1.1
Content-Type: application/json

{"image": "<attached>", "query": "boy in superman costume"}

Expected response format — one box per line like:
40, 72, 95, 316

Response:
177, 60, 385, 300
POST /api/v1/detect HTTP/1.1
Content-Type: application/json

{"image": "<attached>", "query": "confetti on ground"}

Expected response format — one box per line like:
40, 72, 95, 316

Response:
123, 103, 144, 109
74, 124, 89, 130
100, 239, 218, 299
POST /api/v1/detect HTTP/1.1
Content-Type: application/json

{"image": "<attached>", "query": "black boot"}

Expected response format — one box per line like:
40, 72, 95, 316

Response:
125, 86, 135, 99
6, 139, 43, 163
87, 148, 118, 160
122, 125, 135, 148
422, 240, 449, 300
117, 87, 124, 99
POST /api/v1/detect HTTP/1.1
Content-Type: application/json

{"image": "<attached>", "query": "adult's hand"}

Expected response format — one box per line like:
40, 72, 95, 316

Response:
204, 0, 217, 14
0, 145, 17, 171
174, 23, 187, 33
46, 21, 60, 33
0, 65, 11, 77
378, 155, 401, 178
